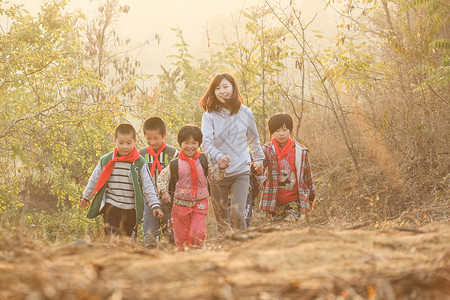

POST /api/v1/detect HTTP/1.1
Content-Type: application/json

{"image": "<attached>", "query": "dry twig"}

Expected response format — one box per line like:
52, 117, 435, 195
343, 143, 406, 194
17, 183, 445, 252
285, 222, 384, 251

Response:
342, 221, 373, 230
391, 227, 426, 234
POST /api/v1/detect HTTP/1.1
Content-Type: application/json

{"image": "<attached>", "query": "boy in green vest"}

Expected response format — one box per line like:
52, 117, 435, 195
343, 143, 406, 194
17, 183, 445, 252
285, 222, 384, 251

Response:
139, 117, 179, 248
81, 123, 163, 238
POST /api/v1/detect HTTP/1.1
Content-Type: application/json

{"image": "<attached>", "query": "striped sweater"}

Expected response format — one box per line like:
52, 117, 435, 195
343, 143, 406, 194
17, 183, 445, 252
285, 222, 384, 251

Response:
104, 161, 135, 209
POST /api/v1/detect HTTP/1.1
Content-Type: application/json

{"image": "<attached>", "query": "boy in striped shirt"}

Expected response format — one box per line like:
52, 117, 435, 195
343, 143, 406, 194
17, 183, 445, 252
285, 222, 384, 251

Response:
81, 123, 163, 237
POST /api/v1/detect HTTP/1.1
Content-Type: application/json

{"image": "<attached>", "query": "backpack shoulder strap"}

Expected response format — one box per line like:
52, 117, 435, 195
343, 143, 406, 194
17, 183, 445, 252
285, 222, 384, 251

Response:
163, 145, 178, 167
168, 158, 179, 199
199, 153, 208, 177
170, 158, 178, 182
164, 145, 178, 159
138, 147, 151, 164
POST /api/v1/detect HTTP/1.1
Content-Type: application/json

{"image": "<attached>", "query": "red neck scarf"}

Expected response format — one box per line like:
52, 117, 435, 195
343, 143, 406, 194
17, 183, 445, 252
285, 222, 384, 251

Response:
147, 142, 166, 176
178, 150, 202, 196
89, 147, 141, 197
272, 138, 294, 175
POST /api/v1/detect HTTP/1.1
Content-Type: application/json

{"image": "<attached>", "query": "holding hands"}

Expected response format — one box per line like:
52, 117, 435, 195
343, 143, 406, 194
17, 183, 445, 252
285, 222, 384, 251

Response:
253, 163, 264, 175
218, 155, 231, 170
250, 161, 264, 176
160, 190, 171, 203
152, 207, 164, 219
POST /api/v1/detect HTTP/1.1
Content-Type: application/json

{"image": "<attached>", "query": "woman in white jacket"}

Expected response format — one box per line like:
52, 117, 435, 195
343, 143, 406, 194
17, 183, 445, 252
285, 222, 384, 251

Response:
200, 73, 264, 233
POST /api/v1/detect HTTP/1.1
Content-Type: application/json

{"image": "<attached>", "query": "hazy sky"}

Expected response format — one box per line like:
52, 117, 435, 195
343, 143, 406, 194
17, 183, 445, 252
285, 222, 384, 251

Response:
5, 0, 335, 75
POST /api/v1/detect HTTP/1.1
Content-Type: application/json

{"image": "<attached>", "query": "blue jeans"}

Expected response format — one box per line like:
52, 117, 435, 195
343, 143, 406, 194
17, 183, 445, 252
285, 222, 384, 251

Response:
143, 201, 174, 248
209, 172, 250, 233
244, 175, 257, 229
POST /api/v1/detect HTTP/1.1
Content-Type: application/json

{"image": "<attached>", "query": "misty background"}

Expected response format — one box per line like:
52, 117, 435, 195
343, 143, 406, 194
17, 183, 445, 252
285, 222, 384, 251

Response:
6, 0, 336, 75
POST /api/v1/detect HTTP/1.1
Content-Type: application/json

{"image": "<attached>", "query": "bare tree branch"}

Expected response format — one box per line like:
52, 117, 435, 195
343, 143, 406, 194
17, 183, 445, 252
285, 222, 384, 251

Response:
0, 101, 64, 140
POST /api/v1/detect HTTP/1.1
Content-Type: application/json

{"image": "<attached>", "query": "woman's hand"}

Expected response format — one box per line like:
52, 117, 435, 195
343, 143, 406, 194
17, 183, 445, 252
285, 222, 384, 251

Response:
218, 155, 231, 169
253, 163, 264, 175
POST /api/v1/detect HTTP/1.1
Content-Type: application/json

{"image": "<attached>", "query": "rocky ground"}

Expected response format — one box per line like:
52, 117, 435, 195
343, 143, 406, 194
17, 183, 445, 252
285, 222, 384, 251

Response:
0, 221, 449, 300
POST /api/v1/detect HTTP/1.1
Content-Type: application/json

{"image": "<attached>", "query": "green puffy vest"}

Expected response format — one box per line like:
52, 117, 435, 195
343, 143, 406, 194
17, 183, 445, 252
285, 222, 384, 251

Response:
86, 152, 148, 224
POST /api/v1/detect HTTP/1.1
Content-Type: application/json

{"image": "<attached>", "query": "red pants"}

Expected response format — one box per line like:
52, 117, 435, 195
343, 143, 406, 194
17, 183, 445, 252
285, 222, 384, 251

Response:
172, 198, 208, 251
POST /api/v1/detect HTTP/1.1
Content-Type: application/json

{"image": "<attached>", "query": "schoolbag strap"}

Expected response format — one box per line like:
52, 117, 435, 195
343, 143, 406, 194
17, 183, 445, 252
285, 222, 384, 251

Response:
164, 145, 177, 159
198, 153, 208, 177
168, 158, 179, 199
170, 158, 178, 182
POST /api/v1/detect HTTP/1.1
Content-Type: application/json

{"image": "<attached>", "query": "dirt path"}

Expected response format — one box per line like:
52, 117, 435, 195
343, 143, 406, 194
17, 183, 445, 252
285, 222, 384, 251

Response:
1, 221, 449, 300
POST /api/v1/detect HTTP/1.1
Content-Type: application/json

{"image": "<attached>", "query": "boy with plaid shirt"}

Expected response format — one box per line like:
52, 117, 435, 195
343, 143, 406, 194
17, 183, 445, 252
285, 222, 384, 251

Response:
252, 113, 316, 222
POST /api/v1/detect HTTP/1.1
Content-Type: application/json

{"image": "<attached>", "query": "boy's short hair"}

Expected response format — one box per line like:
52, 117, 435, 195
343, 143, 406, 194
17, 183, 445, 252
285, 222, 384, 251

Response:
115, 123, 137, 139
177, 125, 202, 146
268, 113, 294, 135
143, 116, 166, 136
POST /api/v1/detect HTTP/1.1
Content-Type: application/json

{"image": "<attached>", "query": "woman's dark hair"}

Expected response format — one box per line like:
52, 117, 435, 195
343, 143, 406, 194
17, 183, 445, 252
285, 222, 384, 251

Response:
115, 123, 136, 139
268, 113, 294, 135
199, 73, 243, 115
177, 125, 203, 146
143, 116, 166, 136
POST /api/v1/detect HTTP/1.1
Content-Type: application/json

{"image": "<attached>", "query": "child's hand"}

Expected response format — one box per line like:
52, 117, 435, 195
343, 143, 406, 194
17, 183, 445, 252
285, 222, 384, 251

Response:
218, 155, 230, 169
153, 208, 164, 219
160, 190, 171, 203
250, 162, 264, 175
80, 198, 90, 209
253, 163, 264, 175
259, 181, 265, 190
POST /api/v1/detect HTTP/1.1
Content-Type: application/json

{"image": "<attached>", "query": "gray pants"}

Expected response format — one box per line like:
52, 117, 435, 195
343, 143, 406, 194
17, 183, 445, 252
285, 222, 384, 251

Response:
209, 172, 250, 233
143, 201, 173, 248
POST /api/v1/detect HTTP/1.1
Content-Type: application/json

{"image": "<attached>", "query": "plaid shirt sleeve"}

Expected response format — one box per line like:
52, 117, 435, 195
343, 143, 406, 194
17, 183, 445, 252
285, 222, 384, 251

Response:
259, 143, 279, 212
302, 151, 315, 201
